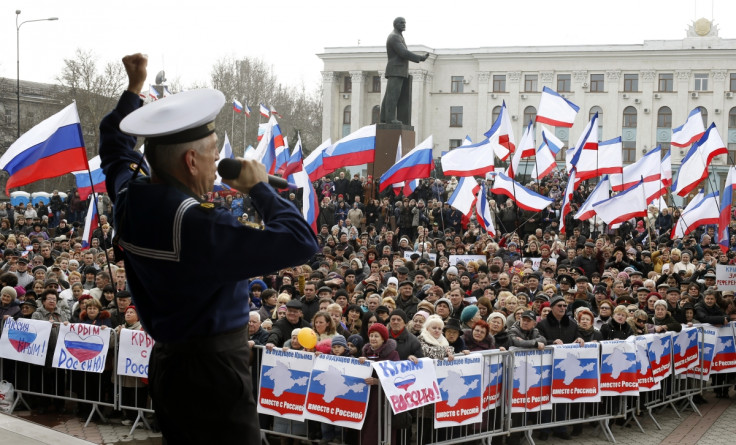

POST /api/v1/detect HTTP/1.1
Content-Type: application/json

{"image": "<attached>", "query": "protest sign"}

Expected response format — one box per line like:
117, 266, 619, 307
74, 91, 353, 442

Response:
258, 348, 315, 420
710, 324, 736, 374
0, 318, 52, 366
117, 328, 155, 378
551, 343, 600, 403
304, 354, 373, 429
716, 264, 736, 292
648, 333, 672, 382
673, 327, 699, 374
511, 349, 552, 413
434, 354, 483, 428
687, 325, 717, 380
600, 340, 639, 396
373, 358, 440, 415
404, 251, 436, 262
636, 335, 660, 391
482, 353, 503, 412
448, 255, 485, 266
52, 323, 111, 373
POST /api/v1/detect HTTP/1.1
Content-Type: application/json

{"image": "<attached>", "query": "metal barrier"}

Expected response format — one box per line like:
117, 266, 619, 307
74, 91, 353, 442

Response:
113, 329, 155, 435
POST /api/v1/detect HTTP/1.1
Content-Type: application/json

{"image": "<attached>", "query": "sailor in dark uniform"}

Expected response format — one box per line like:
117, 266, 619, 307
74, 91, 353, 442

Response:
99, 53, 318, 444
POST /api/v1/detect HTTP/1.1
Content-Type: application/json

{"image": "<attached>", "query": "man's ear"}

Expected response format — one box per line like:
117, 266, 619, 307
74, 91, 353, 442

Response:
184, 149, 198, 175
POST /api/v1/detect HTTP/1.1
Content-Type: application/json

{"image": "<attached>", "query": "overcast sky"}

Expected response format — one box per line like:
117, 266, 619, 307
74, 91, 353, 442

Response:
1, 0, 733, 95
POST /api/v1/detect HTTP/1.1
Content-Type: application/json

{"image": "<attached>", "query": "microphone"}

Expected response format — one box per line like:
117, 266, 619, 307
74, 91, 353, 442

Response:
217, 158, 290, 189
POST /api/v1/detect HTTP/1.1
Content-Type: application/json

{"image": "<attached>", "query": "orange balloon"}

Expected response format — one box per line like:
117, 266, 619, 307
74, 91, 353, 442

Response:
297, 328, 317, 349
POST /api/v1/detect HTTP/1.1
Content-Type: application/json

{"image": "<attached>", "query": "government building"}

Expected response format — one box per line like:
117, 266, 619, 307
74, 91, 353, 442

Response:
318, 19, 736, 189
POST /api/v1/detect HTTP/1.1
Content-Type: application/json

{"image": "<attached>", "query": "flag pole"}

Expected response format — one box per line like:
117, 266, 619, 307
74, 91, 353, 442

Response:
243, 100, 248, 157
641, 175, 655, 247
231, 107, 235, 149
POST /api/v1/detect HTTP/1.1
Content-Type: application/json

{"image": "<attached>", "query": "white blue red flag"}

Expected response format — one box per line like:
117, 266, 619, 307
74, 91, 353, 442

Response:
0, 103, 89, 194
672, 190, 719, 239
559, 169, 576, 234
611, 145, 661, 192
671, 108, 705, 148
461, 135, 473, 146
259, 104, 270, 118
270, 105, 282, 118
491, 173, 553, 212
304, 139, 333, 181
575, 175, 610, 221
447, 177, 480, 215
506, 120, 534, 179
569, 113, 599, 181
475, 183, 495, 236
661, 150, 672, 187
592, 180, 648, 225
214, 133, 234, 189
274, 135, 290, 175
536, 87, 579, 128
148, 85, 159, 100
323, 125, 376, 170
243, 104, 251, 117
232, 99, 243, 113
719, 167, 736, 252
673, 123, 728, 197
253, 116, 285, 174
441, 138, 495, 177
162, 87, 172, 97
81, 196, 99, 250
286, 135, 320, 234
532, 127, 562, 180
380, 136, 434, 192
391, 136, 404, 196
484, 101, 516, 161
72, 155, 106, 201
597, 137, 624, 176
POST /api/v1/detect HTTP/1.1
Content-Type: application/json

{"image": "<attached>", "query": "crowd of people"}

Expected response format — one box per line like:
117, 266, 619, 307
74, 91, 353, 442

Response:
0, 165, 735, 443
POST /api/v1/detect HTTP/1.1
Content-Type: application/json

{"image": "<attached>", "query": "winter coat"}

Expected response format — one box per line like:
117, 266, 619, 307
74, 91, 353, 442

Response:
462, 329, 496, 351
508, 322, 546, 348
599, 317, 634, 340
537, 314, 579, 344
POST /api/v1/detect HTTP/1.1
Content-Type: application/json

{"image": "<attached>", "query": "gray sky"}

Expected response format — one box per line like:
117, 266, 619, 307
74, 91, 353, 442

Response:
2, 0, 732, 94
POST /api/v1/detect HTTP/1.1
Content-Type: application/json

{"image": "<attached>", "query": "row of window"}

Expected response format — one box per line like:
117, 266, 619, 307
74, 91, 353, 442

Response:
339, 72, 736, 95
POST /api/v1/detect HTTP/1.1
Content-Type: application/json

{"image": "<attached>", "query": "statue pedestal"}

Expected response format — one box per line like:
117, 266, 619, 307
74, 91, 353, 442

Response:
370, 123, 415, 181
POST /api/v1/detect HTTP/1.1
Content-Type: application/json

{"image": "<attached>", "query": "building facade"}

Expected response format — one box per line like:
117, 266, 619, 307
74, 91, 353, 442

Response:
318, 19, 736, 188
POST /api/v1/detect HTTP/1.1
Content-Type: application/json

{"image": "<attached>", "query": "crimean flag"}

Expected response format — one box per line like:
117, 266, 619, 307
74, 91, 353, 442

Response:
0, 103, 89, 194
536, 86, 579, 128
671, 108, 705, 148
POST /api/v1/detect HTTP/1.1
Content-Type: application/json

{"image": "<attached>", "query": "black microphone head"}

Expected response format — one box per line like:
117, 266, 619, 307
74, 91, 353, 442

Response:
217, 158, 241, 180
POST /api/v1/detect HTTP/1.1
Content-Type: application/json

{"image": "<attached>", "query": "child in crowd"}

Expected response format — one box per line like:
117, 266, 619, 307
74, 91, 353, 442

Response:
320, 335, 350, 444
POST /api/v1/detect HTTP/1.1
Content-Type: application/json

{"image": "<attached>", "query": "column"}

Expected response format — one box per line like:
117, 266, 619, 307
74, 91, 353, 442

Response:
350, 71, 365, 133
321, 71, 336, 142
409, 69, 427, 140
476, 72, 491, 139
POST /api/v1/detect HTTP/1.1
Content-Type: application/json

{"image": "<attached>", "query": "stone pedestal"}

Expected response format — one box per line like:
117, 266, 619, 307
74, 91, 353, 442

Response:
370, 124, 415, 181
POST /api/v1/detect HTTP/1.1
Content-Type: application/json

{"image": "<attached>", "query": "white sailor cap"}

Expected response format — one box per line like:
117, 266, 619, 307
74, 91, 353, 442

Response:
120, 88, 225, 145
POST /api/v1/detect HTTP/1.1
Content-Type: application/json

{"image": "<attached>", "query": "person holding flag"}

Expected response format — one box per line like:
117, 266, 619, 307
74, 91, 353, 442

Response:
99, 53, 318, 444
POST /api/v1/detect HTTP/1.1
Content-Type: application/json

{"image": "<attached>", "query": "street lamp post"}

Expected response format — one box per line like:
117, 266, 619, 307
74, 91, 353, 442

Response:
16, 10, 58, 138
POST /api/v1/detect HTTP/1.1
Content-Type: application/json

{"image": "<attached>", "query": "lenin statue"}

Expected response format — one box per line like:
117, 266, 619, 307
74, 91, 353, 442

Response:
379, 17, 429, 125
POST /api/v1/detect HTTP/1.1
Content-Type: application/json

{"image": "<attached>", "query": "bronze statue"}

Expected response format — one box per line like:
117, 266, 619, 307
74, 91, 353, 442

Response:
379, 17, 429, 125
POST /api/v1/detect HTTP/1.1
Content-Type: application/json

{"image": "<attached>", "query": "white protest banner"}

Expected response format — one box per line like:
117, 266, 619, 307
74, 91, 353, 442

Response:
257, 348, 315, 421
673, 327, 699, 374
551, 343, 601, 403
449, 255, 486, 266
0, 318, 52, 366
686, 325, 717, 380
600, 340, 639, 396
522, 257, 557, 271
482, 353, 503, 412
404, 251, 437, 262
304, 354, 373, 429
434, 354, 483, 428
716, 264, 736, 292
635, 335, 660, 391
52, 323, 111, 373
373, 358, 440, 415
710, 323, 736, 374
648, 333, 672, 382
511, 349, 552, 413
117, 328, 155, 378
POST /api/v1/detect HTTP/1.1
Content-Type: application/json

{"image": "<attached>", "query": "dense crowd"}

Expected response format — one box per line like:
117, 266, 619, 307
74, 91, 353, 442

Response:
1, 167, 735, 443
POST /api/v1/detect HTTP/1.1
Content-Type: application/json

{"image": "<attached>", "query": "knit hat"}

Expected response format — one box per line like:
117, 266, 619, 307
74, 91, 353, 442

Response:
487, 311, 507, 326
347, 334, 364, 351
460, 305, 479, 323
1, 286, 17, 300
446, 266, 458, 276
387, 277, 399, 287
435, 298, 452, 310
414, 310, 430, 321
550, 295, 566, 307
316, 338, 333, 354
368, 322, 389, 342
390, 308, 408, 324
331, 334, 348, 349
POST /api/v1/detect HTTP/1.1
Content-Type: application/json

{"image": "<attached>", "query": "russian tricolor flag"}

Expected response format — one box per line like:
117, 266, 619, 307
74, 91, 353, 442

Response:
484, 101, 516, 161
475, 183, 495, 236
441, 138, 496, 177
274, 135, 290, 175
380, 136, 434, 191
253, 116, 285, 174
447, 176, 480, 215
232, 99, 243, 113
536, 86, 580, 128
672, 123, 727, 197
491, 173, 553, 212
72, 155, 106, 201
672, 190, 720, 239
719, 167, 736, 252
304, 139, 333, 181
214, 133, 234, 188
671, 108, 705, 148
286, 135, 319, 234
0, 103, 89, 194
259, 104, 270, 118
81, 197, 99, 250
322, 125, 376, 170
